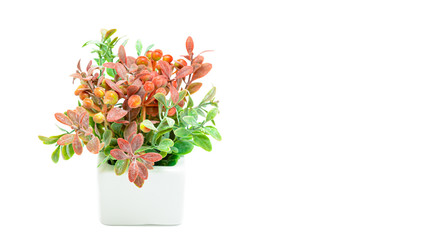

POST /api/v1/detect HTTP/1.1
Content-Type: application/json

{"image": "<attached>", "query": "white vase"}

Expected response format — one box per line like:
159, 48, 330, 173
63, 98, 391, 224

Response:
97, 156, 185, 226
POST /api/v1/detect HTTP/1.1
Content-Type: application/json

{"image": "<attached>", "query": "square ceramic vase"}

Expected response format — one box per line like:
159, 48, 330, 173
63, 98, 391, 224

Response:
97, 157, 185, 226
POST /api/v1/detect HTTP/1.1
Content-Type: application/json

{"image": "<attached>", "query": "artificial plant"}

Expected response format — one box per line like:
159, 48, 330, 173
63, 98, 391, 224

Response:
39, 29, 221, 188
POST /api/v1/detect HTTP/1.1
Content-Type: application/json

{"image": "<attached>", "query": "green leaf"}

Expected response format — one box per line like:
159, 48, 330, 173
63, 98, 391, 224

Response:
155, 154, 180, 166
51, 146, 60, 163
104, 146, 114, 156
153, 128, 173, 144
103, 130, 112, 146
157, 138, 174, 152
82, 40, 97, 48
142, 120, 157, 131
145, 44, 154, 54
200, 86, 216, 105
204, 126, 222, 141
174, 140, 194, 155
56, 125, 69, 133
61, 145, 70, 160
135, 146, 153, 153
183, 116, 198, 126
39, 134, 64, 145
154, 93, 167, 107
111, 123, 123, 135
193, 134, 212, 151
206, 108, 219, 122
66, 144, 75, 158
104, 29, 116, 41
110, 138, 117, 146
107, 68, 116, 78
187, 94, 194, 108
172, 90, 187, 107
114, 159, 129, 176
136, 39, 142, 56
174, 128, 191, 137
121, 39, 129, 47
78, 100, 81, 106
160, 151, 168, 157
97, 154, 110, 167
165, 117, 175, 127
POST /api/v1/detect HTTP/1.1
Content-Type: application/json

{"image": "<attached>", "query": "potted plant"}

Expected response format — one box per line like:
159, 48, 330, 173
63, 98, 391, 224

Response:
38, 29, 221, 225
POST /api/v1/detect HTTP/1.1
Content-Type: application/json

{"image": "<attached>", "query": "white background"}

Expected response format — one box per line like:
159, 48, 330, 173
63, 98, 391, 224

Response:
1, 0, 427, 239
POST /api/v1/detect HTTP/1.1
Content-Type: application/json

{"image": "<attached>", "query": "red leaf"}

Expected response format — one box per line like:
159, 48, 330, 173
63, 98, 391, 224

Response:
197, 50, 214, 56
128, 160, 138, 183
110, 149, 129, 160
105, 79, 124, 98
73, 134, 83, 155
116, 80, 127, 86
131, 134, 144, 153
134, 175, 144, 188
66, 110, 78, 125
57, 134, 74, 145
70, 73, 82, 80
136, 161, 148, 180
182, 55, 191, 60
145, 161, 154, 170
103, 62, 116, 69
127, 85, 139, 97
127, 56, 136, 65
191, 63, 212, 81
76, 107, 86, 118
55, 113, 73, 126
124, 121, 137, 141
117, 138, 132, 154
107, 108, 128, 122
158, 60, 171, 78
97, 75, 105, 87
118, 45, 127, 65
115, 63, 127, 80
79, 111, 89, 130
175, 66, 193, 79
140, 152, 163, 162
193, 55, 204, 64
86, 60, 92, 71
187, 82, 203, 94
77, 59, 81, 72
114, 120, 129, 124
86, 137, 100, 154
169, 83, 179, 104
186, 36, 194, 56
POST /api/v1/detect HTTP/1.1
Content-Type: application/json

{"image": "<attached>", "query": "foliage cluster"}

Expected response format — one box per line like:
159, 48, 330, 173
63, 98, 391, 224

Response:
39, 29, 220, 188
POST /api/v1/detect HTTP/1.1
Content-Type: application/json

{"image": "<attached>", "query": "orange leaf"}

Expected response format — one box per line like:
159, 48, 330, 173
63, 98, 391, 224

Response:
134, 175, 144, 188
73, 134, 83, 155
169, 83, 179, 104
191, 63, 212, 81
57, 134, 74, 145
188, 82, 203, 94
55, 113, 73, 126
128, 160, 138, 183
131, 134, 144, 153
115, 63, 127, 80
186, 36, 194, 56
118, 45, 127, 65
110, 149, 129, 160
107, 108, 128, 122
140, 152, 163, 162
117, 138, 132, 154
86, 137, 101, 154
157, 60, 171, 78
136, 161, 148, 180
175, 66, 193, 79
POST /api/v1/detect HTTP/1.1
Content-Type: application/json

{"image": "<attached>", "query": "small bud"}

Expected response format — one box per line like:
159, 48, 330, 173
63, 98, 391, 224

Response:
93, 112, 105, 123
